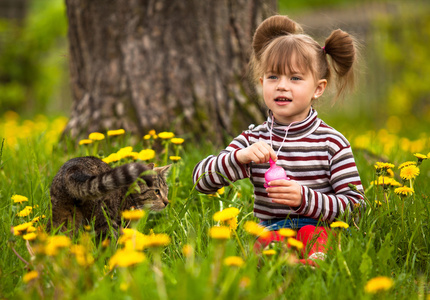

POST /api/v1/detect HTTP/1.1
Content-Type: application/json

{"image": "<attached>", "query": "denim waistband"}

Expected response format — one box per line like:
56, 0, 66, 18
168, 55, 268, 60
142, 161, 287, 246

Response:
259, 217, 320, 231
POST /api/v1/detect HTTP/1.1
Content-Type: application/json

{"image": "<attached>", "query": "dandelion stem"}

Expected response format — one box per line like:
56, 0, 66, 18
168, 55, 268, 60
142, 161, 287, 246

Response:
210, 242, 226, 287
10, 243, 29, 266
383, 191, 389, 210
164, 142, 169, 166
153, 251, 168, 300
234, 231, 247, 258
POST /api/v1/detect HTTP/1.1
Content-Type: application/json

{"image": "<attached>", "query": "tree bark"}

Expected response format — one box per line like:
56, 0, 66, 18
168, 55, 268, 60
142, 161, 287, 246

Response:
63, 0, 277, 144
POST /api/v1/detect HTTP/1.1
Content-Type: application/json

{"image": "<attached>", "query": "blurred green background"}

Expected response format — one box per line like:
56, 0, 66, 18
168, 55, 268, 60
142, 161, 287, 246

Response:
0, 0, 429, 139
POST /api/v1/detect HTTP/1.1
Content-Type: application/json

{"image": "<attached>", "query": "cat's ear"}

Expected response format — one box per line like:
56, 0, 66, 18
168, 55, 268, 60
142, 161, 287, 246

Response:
147, 163, 155, 169
156, 164, 172, 180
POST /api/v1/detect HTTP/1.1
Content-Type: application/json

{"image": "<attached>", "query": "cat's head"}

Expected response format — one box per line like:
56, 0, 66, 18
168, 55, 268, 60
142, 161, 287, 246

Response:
129, 163, 171, 211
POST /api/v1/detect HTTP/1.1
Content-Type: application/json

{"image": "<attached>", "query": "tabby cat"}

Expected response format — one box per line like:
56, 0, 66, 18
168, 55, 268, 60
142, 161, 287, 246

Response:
49, 156, 170, 237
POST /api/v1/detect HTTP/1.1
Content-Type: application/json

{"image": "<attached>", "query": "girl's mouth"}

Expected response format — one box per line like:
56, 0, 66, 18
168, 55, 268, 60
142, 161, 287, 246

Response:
274, 97, 292, 103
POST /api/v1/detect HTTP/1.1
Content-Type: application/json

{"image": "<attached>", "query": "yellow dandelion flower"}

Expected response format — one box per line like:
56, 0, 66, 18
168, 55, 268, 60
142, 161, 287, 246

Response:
23, 232, 37, 241
12, 194, 28, 204
143, 233, 171, 248
117, 146, 133, 159
31, 215, 45, 223
118, 228, 145, 246
70, 244, 94, 267
122, 209, 145, 221
213, 207, 240, 222
394, 186, 414, 197
278, 228, 296, 238
374, 162, 395, 170
287, 237, 304, 250
400, 165, 420, 180
119, 228, 140, 240
209, 226, 231, 240
148, 233, 170, 247
79, 139, 93, 145
23, 270, 39, 283
364, 276, 394, 293
138, 149, 156, 161
120, 282, 129, 291
171, 138, 185, 145
398, 161, 416, 169
414, 153, 427, 161
109, 248, 146, 270
169, 156, 181, 161
226, 217, 238, 231
239, 276, 251, 289
88, 132, 105, 141
102, 239, 110, 248
375, 200, 383, 206
45, 235, 72, 256
182, 244, 193, 257
389, 179, 402, 187
243, 221, 270, 238
386, 169, 394, 177
144, 130, 158, 140
13, 222, 34, 235
83, 225, 91, 231
123, 234, 148, 251
158, 131, 175, 139
17, 206, 33, 217
107, 129, 125, 136
262, 249, 277, 256
209, 187, 225, 197
371, 176, 392, 186
102, 153, 120, 164
27, 226, 37, 233
330, 221, 349, 229
224, 256, 245, 267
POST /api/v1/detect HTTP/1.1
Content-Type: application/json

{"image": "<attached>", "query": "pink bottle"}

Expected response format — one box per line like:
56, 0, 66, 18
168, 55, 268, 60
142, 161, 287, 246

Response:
264, 158, 289, 187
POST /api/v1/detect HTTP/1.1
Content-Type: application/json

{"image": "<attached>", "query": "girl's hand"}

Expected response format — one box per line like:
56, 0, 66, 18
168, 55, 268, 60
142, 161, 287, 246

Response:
266, 180, 302, 208
236, 141, 277, 164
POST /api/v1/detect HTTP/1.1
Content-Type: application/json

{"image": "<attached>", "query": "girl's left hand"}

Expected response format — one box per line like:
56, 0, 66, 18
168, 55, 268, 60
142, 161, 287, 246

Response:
266, 180, 302, 207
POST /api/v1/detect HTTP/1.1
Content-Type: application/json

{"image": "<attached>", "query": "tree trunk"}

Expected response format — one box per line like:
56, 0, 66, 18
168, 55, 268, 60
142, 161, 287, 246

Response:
63, 0, 277, 144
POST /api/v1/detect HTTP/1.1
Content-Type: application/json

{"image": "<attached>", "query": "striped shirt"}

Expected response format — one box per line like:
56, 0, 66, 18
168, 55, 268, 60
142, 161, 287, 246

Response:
192, 108, 365, 223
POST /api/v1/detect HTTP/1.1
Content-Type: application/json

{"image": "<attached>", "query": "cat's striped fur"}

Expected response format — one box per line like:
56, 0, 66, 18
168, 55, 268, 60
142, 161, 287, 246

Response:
49, 156, 170, 237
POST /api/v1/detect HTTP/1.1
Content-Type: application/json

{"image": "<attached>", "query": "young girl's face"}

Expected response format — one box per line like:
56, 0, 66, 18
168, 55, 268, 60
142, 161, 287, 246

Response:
260, 62, 327, 124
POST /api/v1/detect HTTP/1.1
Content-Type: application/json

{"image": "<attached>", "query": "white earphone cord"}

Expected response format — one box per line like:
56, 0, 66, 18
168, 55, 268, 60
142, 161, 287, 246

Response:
269, 115, 298, 157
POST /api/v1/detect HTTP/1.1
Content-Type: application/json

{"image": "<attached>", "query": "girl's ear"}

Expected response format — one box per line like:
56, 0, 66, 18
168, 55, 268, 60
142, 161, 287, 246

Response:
313, 79, 327, 99
259, 77, 263, 85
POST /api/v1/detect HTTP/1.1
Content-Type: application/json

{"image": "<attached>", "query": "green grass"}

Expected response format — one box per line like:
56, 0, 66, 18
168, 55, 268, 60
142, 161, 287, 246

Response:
1, 116, 429, 299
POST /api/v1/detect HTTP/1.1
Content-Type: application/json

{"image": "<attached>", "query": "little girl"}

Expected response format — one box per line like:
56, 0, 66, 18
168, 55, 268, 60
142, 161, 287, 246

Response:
193, 15, 365, 265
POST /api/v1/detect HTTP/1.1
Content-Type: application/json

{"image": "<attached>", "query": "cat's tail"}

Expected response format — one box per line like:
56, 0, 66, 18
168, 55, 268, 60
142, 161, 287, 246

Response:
67, 163, 154, 200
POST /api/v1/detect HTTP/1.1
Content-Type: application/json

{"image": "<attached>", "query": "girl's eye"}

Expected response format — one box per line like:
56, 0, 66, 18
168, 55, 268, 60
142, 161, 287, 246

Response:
267, 75, 278, 80
291, 76, 301, 81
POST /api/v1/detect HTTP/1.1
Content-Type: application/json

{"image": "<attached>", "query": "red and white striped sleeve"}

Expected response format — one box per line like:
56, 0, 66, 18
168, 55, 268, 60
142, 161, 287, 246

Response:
192, 133, 250, 194
293, 145, 365, 222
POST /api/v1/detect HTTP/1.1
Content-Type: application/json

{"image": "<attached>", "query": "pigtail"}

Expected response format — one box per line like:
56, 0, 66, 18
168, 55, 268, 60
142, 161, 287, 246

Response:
252, 15, 302, 60
250, 15, 303, 82
323, 29, 358, 99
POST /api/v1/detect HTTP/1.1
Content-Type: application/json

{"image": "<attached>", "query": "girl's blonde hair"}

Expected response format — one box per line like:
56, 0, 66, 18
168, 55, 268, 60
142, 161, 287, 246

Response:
250, 15, 358, 100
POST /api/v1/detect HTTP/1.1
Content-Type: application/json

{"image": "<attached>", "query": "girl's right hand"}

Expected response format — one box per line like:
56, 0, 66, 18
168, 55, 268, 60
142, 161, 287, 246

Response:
236, 141, 277, 164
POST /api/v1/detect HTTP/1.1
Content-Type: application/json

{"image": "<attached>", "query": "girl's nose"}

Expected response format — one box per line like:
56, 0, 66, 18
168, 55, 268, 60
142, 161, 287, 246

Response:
276, 77, 289, 91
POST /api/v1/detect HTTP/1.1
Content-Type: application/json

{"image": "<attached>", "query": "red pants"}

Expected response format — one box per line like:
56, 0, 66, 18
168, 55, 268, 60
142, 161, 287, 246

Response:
254, 225, 330, 266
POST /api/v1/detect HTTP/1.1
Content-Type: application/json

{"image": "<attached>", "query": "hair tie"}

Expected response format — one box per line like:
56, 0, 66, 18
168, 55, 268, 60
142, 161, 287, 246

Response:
322, 46, 326, 54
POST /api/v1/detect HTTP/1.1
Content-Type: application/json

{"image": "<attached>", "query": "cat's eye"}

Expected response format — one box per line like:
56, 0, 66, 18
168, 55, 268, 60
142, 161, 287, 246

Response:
154, 189, 160, 195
